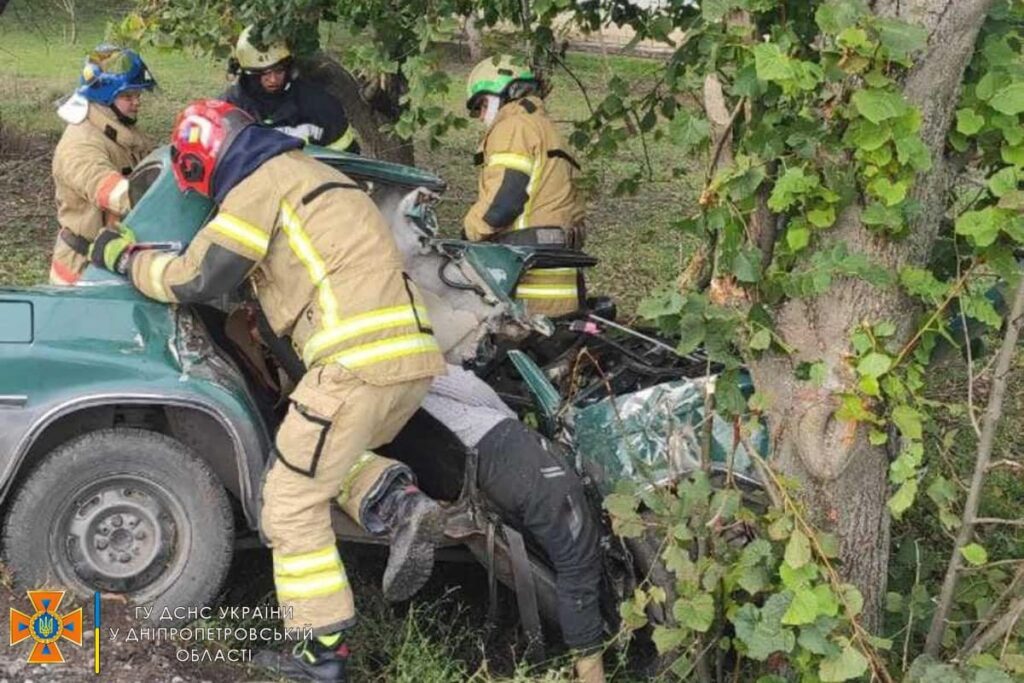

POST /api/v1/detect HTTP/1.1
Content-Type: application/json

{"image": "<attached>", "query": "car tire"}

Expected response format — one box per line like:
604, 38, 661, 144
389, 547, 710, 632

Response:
3, 428, 234, 624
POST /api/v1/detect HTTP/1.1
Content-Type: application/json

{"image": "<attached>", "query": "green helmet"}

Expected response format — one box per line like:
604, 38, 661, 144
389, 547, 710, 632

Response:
465, 55, 535, 112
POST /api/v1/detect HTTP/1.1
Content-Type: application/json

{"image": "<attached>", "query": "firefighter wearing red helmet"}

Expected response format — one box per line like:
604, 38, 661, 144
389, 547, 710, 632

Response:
89, 99, 446, 682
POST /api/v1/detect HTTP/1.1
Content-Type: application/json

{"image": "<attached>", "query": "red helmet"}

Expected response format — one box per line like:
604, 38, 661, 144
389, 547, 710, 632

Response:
170, 99, 254, 196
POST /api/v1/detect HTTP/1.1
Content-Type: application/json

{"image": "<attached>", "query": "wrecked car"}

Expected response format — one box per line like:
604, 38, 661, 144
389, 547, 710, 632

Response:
0, 145, 765, 652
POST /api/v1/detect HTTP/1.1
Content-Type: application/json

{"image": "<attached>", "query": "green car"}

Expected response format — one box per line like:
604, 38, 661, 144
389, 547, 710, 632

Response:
0, 145, 764, 634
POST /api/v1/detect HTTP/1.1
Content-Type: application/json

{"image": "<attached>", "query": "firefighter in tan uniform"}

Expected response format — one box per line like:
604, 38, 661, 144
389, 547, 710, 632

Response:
89, 100, 446, 683
50, 45, 155, 285
464, 55, 587, 317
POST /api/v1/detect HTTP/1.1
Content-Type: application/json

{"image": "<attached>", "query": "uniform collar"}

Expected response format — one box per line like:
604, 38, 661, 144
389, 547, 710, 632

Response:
86, 103, 150, 152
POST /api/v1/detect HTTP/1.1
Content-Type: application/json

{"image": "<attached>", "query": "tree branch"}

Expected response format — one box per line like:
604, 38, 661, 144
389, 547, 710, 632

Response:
924, 271, 1024, 655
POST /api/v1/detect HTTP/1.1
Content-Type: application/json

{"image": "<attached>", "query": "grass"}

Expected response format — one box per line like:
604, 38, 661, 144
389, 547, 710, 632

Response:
0, 5, 698, 309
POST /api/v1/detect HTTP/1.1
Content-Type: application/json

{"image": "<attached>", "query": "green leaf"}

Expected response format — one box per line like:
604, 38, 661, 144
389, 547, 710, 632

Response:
862, 202, 903, 230
845, 120, 891, 151
851, 89, 910, 124
673, 593, 715, 632
955, 207, 1002, 247
769, 167, 819, 211
857, 352, 892, 379
888, 479, 918, 518
753, 43, 794, 82
799, 617, 841, 656
730, 594, 796, 661
782, 587, 822, 626
990, 83, 1024, 115
787, 224, 811, 251
956, 108, 986, 136
750, 328, 771, 351
669, 111, 711, 153
808, 206, 837, 228
868, 177, 909, 206
784, 529, 812, 569
891, 404, 923, 439
819, 641, 869, 682
652, 625, 689, 654
875, 18, 927, 60
732, 247, 762, 283
988, 166, 1019, 197
895, 135, 932, 171
840, 584, 864, 617
701, 0, 739, 23
960, 543, 988, 566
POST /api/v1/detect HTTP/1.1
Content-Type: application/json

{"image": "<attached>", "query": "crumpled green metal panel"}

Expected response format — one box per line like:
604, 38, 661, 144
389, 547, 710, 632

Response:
573, 375, 769, 494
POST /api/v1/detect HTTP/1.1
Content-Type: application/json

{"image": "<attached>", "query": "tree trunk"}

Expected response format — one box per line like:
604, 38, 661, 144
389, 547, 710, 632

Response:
303, 53, 415, 165
465, 14, 483, 62
748, 0, 992, 630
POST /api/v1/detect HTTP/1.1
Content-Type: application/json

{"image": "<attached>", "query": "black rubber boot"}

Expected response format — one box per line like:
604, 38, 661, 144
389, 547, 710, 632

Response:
253, 635, 349, 682
376, 484, 445, 602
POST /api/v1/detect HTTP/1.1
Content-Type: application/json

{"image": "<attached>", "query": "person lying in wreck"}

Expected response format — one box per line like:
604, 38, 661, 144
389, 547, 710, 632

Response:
381, 364, 607, 683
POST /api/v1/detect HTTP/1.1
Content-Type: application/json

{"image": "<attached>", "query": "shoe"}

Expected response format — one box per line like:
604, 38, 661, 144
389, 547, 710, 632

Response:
253, 635, 349, 682
575, 652, 606, 683
378, 485, 445, 602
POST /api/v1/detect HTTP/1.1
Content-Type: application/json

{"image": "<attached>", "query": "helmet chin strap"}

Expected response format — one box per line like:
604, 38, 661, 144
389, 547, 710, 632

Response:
110, 101, 137, 127
482, 95, 502, 128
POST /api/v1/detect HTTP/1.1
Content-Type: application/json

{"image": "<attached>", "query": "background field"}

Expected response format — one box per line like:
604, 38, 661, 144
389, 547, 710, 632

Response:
0, 5, 699, 314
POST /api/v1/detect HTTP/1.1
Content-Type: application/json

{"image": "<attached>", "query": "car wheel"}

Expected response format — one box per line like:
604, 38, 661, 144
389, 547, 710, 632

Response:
3, 428, 234, 623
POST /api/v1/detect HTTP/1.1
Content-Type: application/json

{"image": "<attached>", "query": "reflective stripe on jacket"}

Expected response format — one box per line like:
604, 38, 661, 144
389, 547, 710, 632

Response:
463, 96, 584, 241
129, 150, 444, 385
51, 103, 150, 280
464, 97, 586, 316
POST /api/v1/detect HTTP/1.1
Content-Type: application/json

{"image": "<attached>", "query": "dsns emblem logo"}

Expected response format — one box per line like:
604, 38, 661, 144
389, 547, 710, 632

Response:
9, 590, 83, 663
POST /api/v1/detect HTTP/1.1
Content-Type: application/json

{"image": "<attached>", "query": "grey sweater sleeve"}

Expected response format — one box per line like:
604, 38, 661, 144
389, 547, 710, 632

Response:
421, 364, 517, 447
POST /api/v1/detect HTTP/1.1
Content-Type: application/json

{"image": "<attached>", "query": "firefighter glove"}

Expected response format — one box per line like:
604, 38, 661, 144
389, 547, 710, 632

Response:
90, 227, 135, 274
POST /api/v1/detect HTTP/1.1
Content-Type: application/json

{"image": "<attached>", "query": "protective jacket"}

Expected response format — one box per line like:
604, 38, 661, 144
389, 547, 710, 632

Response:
50, 101, 150, 284
464, 96, 586, 316
225, 78, 359, 153
129, 149, 444, 386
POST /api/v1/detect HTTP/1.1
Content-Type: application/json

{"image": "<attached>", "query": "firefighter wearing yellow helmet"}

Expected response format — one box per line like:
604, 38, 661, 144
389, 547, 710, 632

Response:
224, 25, 359, 153
464, 55, 587, 317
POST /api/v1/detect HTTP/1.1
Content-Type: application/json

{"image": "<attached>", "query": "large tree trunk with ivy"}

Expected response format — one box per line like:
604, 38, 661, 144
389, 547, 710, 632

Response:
746, 0, 992, 629
304, 53, 415, 164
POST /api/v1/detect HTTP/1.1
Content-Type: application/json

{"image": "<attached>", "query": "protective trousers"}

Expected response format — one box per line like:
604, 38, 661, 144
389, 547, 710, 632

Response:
476, 419, 604, 649
261, 364, 432, 634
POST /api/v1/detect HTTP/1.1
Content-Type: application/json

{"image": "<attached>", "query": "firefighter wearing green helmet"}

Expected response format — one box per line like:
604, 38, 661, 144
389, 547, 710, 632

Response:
464, 55, 587, 318
224, 26, 359, 153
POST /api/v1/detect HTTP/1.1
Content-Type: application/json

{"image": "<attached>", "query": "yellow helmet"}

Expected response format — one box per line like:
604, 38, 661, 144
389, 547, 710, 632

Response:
233, 25, 291, 72
465, 55, 536, 111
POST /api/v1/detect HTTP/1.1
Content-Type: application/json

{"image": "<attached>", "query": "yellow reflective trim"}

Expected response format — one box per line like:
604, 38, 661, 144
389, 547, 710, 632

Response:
323, 333, 440, 369
147, 253, 175, 302
275, 569, 349, 600
488, 152, 534, 175
274, 546, 341, 577
516, 156, 544, 231
520, 269, 577, 283
516, 285, 580, 299
327, 126, 356, 151
303, 305, 432, 366
209, 213, 269, 256
280, 200, 340, 327
337, 452, 376, 505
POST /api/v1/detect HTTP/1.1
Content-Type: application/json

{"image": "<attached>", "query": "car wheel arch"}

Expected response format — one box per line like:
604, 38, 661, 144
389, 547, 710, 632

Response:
5, 396, 264, 528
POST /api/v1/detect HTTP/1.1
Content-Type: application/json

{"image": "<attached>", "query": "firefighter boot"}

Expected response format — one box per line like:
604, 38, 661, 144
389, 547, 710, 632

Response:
575, 652, 606, 683
375, 483, 445, 602
256, 632, 349, 682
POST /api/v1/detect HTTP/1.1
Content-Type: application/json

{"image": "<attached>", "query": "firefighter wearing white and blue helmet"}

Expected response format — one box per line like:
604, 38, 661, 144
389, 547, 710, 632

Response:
49, 45, 155, 285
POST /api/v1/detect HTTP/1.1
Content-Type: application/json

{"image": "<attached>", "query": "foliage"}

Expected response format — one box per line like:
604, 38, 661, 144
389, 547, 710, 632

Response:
598, 0, 1024, 680
97, 0, 1024, 678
